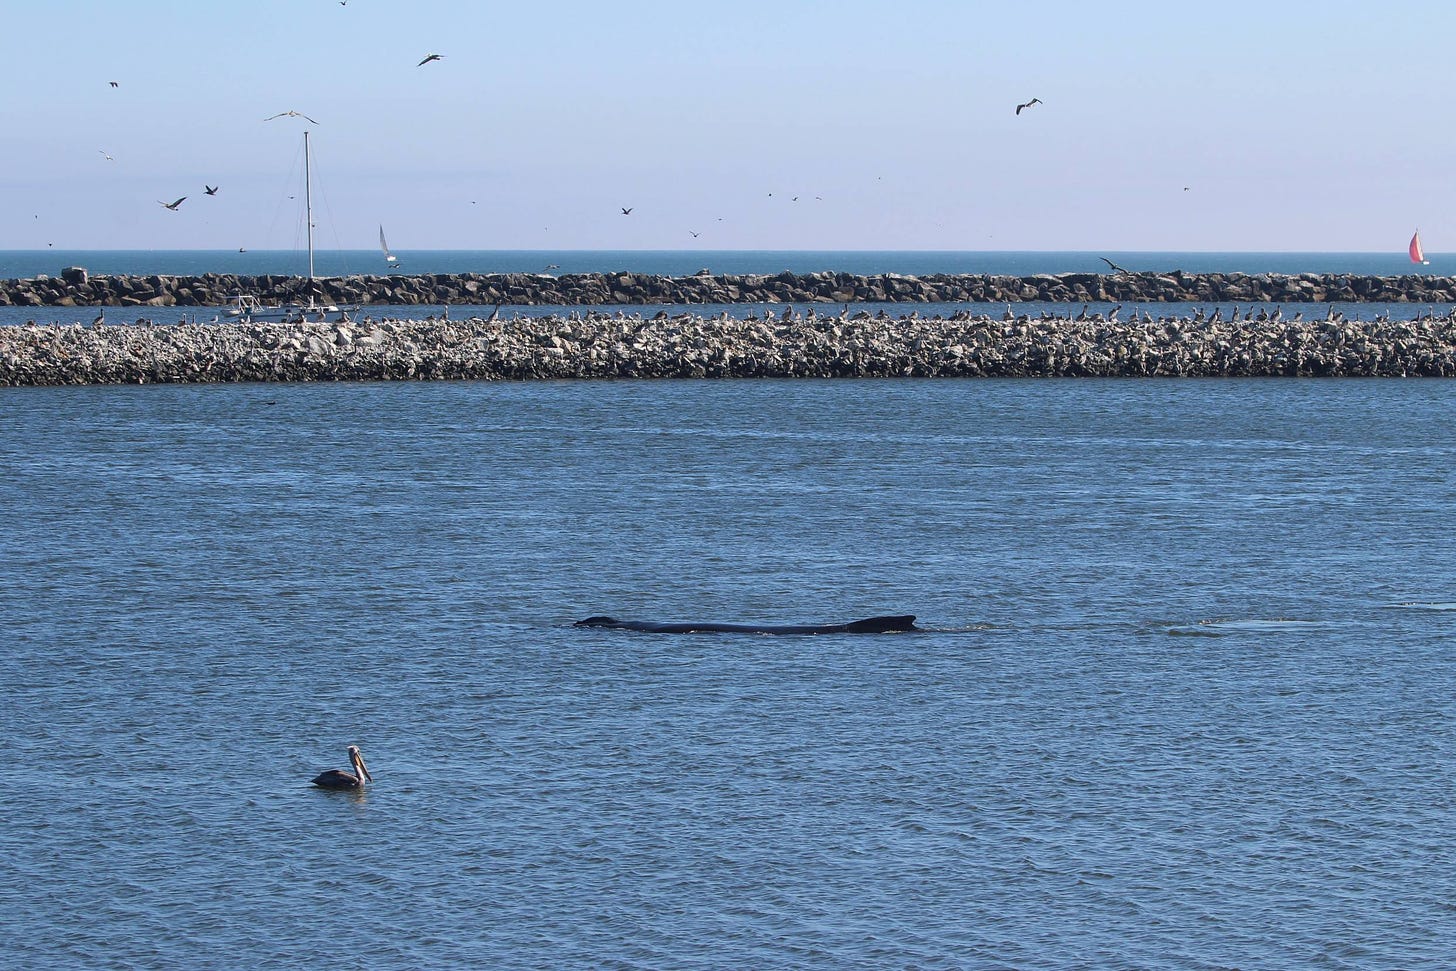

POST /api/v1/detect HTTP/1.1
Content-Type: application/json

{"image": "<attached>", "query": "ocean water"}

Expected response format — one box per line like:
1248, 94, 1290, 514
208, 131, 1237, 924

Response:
3, 378, 1456, 969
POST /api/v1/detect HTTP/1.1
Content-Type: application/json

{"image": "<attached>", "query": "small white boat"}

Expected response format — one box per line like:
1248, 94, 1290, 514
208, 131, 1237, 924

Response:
224, 292, 344, 323
380, 225, 398, 263
1409, 230, 1430, 266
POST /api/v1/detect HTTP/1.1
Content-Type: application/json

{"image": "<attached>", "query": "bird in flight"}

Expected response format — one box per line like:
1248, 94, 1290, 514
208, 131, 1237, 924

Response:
109, 81, 118, 88
204, 185, 219, 196
264, 110, 319, 124
1099, 257, 1130, 274
1015, 97, 1042, 115
418, 53, 443, 66
159, 197, 186, 211
99, 150, 114, 161
690, 231, 700, 238
621, 207, 633, 215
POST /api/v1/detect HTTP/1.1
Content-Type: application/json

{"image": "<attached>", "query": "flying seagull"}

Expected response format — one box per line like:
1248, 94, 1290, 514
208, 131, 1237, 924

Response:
621, 207, 633, 215
99, 150, 114, 161
690, 231, 700, 238
204, 185, 218, 195
1100, 257, 1130, 274
109, 81, 118, 88
159, 197, 186, 211
264, 110, 319, 124
418, 53, 443, 66
1015, 97, 1042, 115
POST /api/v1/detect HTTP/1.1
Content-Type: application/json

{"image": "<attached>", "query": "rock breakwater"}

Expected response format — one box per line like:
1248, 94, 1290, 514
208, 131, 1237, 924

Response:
5, 268, 1456, 308
5, 308, 1456, 386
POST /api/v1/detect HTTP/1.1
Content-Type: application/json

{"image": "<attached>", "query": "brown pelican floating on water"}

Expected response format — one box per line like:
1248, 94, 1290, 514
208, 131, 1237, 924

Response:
311, 745, 372, 790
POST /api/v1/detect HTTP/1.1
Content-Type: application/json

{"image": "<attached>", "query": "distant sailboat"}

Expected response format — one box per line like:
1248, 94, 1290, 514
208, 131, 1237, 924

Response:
1410, 230, 1430, 265
225, 131, 350, 322
379, 225, 398, 263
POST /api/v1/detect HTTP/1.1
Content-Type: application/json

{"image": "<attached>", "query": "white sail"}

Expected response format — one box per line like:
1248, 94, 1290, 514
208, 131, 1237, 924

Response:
380, 225, 398, 262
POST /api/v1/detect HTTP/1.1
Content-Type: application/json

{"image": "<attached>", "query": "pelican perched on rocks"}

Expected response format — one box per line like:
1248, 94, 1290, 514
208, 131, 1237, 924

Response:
311, 745, 372, 790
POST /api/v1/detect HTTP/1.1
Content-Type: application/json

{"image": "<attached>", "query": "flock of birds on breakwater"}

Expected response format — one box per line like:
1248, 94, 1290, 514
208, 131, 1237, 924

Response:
7, 303, 1456, 386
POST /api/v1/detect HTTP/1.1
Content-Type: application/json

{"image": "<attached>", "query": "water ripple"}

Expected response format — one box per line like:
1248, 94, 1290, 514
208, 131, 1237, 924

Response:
4, 380, 1456, 968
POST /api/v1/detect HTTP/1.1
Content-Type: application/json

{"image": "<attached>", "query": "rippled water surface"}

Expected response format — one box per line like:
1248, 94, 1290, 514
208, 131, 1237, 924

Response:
3, 378, 1455, 969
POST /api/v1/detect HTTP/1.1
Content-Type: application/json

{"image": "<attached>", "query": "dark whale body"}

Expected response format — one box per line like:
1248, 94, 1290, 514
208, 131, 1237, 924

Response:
575, 614, 919, 634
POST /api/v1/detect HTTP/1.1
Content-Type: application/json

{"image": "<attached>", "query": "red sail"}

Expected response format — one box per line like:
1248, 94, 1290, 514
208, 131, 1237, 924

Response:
1410, 231, 1427, 264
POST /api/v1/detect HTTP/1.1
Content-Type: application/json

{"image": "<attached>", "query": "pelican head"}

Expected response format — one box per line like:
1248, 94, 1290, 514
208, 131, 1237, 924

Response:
347, 745, 373, 784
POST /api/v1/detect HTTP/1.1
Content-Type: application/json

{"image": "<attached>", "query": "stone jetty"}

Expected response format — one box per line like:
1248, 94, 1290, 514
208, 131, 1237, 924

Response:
5, 268, 1456, 308
4, 307, 1456, 386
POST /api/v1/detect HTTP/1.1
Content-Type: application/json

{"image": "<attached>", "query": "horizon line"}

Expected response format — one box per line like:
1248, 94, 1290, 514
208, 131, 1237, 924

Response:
0, 247, 1434, 256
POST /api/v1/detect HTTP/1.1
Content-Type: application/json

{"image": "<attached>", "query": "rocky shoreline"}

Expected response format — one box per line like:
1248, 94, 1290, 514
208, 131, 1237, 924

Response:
5, 267, 1456, 308
4, 307, 1455, 386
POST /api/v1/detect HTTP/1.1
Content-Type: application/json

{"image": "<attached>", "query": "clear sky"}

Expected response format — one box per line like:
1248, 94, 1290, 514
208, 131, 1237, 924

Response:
3, 0, 1453, 252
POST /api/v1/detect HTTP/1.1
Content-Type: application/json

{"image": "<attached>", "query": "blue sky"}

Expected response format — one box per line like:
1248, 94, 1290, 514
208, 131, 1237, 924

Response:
2, 0, 1452, 251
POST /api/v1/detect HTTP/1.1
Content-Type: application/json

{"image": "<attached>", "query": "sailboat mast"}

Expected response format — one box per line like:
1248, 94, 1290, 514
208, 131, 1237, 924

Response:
304, 130, 315, 282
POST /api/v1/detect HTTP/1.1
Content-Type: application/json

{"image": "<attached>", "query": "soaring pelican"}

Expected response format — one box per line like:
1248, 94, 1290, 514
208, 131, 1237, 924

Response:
311, 745, 372, 790
264, 109, 320, 124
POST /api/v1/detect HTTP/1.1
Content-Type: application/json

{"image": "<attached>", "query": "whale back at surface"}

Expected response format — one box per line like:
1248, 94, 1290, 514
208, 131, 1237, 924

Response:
574, 614, 919, 634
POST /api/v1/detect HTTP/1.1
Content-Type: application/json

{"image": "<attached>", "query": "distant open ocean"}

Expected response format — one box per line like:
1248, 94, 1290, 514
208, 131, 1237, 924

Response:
0, 249, 1446, 281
